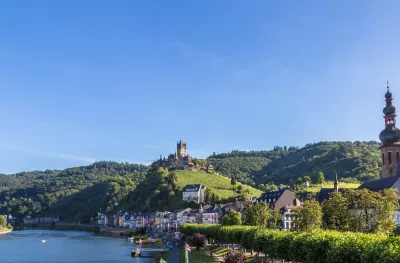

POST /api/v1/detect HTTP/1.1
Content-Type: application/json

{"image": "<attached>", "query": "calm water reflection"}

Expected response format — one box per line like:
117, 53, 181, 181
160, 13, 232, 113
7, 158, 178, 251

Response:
0, 229, 152, 263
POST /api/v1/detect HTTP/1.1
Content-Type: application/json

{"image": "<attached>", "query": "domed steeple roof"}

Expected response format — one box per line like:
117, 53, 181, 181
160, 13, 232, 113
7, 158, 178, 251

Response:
379, 124, 400, 144
380, 82, 400, 145
385, 89, 392, 99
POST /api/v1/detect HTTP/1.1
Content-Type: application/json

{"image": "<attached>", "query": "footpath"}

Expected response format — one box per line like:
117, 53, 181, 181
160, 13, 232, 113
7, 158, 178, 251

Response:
169, 247, 181, 262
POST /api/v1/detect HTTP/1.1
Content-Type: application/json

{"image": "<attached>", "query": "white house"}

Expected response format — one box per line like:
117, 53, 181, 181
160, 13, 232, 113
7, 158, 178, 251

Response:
182, 184, 205, 203
281, 199, 302, 230
201, 212, 219, 224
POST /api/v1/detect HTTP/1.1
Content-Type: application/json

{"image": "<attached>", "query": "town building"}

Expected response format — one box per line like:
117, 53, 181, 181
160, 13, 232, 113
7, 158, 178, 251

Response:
280, 199, 303, 230
182, 184, 206, 203
258, 189, 296, 211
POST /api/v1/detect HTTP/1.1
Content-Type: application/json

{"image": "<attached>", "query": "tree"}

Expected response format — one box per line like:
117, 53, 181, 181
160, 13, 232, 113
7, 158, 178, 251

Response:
221, 210, 242, 226
231, 178, 237, 190
322, 191, 350, 231
373, 188, 399, 235
293, 200, 322, 232
294, 177, 303, 191
317, 172, 325, 184
191, 233, 206, 251
268, 210, 282, 228
244, 203, 272, 226
0, 215, 6, 228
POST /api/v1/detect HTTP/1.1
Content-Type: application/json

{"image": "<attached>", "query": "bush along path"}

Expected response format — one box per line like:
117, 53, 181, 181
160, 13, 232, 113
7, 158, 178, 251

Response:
179, 224, 400, 263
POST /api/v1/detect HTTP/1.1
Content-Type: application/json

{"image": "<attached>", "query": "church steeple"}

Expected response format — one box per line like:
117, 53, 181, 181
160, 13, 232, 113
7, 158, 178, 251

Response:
334, 171, 339, 192
384, 81, 396, 127
379, 82, 400, 178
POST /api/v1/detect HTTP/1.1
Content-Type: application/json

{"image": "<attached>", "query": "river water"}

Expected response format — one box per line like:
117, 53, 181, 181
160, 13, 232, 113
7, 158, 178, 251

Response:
0, 229, 152, 263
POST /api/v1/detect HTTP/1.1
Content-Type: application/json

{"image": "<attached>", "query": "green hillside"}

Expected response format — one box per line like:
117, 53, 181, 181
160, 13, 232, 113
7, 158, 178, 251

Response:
174, 170, 262, 199
0, 161, 148, 222
208, 141, 381, 187
122, 168, 262, 212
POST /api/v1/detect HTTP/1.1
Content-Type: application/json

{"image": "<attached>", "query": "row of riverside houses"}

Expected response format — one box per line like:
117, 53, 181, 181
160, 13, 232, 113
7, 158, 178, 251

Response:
95, 182, 302, 231
96, 198, 252, 230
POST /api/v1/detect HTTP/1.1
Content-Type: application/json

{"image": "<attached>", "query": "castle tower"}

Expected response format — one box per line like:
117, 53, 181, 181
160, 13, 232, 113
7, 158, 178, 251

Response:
177, 139, 187, 158
379, 82, 400, 178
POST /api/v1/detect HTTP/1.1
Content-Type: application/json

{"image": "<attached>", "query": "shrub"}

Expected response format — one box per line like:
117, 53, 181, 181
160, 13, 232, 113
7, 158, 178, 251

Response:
179, 223, 400, 263
224, 250, 245, 263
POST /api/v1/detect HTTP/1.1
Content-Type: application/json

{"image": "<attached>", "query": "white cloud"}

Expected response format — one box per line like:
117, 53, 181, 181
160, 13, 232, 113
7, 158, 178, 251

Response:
0, 145, 95, 163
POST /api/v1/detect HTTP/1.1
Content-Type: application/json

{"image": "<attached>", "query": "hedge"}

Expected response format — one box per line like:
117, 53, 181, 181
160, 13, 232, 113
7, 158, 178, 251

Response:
179, 224, 400, 263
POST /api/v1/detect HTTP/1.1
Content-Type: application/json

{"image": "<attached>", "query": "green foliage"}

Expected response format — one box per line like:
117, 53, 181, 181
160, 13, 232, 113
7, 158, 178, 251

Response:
323, 189, 399, 235
317, 171, 325, 184
322, 191, 350, 231
0, 161, 148, 222
179, 223, 400, 263
192, 158, 207, 167
244, 203, 272, 227
0, 215, 6, 228
293, 200, 323, 232
208, 141, 381, 186
123, 169, 261, 211
221, 210, 242, 226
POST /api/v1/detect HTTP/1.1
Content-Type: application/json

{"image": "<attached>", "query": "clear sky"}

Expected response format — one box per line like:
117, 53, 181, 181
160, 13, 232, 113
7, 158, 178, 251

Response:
1, 1, 400, 173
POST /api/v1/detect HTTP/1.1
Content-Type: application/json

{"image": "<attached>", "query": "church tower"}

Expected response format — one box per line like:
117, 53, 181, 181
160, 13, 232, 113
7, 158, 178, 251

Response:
177, 139, 187, 158
379, 82, 400, 178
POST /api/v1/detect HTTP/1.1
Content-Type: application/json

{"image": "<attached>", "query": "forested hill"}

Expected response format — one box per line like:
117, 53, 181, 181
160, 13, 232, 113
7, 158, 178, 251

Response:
208, 141, 381, 186
122, 169, 262, 212
0, 161, 148, 222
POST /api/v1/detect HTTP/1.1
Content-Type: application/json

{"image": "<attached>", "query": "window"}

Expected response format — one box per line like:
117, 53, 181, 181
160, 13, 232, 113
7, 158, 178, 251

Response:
383, 153, 385, 165
389, 152, 392, 165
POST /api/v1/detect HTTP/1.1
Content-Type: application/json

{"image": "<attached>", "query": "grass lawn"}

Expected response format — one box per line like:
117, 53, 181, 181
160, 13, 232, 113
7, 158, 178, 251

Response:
301, 182, 360, 194
174, 170, 262, 200
178, 246, 214, 263
157, 250, 170, 262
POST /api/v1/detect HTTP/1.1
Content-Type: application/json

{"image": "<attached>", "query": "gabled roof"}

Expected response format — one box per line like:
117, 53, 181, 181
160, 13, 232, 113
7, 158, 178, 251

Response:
358, 176, 399, 192
182, 184, 202, 192
316, 188, 346, 202
259, 190, 285, 202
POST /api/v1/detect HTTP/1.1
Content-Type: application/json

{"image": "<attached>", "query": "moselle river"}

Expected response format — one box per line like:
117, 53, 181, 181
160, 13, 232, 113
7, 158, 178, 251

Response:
0, 229, 153, 263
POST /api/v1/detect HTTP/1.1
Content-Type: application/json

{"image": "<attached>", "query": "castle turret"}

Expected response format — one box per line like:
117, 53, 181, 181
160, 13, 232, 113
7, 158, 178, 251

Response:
379, 82, 400, 178
177, 139, 187, 158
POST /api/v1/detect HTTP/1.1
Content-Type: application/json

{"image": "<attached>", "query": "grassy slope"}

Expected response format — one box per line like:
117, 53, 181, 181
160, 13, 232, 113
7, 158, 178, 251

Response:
174, 170, 262, 199
179, 247, 214, 263
303, 182, 360, 193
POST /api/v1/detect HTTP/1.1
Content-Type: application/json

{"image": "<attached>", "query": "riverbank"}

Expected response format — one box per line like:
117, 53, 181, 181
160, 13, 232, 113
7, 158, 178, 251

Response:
0, 229, 12, 235
21, 224, 98, 232
21, 224, 150, 238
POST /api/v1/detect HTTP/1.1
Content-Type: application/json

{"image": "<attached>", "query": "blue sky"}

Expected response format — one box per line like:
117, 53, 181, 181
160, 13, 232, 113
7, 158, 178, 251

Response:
1, 1, 400, 173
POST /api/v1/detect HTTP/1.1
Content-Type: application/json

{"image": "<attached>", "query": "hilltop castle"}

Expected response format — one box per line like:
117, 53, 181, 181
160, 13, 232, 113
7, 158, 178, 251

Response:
152, 139, 213, 172
167, 139, 194, 167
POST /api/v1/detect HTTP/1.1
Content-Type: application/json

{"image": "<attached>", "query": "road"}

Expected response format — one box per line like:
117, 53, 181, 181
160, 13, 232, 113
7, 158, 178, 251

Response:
169, 247, 181, 262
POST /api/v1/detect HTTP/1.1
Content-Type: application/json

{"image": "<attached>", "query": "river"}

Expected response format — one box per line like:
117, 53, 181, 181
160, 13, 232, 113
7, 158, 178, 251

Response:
0, 229, 152, 263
